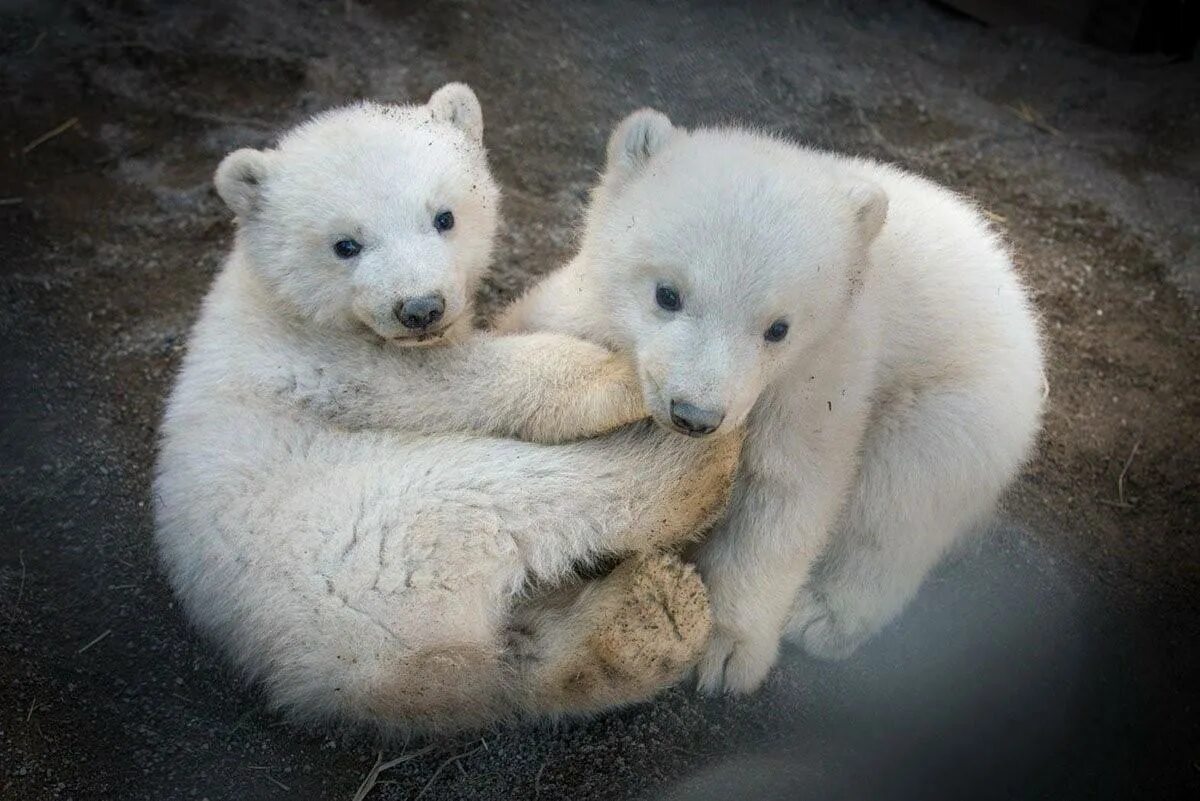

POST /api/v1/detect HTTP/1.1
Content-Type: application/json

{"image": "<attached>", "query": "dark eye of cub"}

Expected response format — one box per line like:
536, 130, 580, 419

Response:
333, 239, 362, 259
655, 283, 682, 312
764, 319, 789, 343
433, 210, 455, 233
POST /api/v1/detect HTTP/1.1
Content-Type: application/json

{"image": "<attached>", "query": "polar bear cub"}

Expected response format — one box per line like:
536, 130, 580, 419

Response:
153, 86, 740, 733
500, 110, 1045, 693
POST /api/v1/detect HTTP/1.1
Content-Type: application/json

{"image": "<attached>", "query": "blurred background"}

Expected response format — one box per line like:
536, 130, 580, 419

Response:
1, 1, 1197, 799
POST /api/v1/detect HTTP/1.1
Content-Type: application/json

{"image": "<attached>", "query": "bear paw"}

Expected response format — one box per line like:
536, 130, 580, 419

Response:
513, 553, 715, 715
695, 627, 777, 695
787, 587, 874, 662
584, 553, 713, 693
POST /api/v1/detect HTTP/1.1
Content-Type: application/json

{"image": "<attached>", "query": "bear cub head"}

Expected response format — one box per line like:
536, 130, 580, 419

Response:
580, 110, 889, 437
214, 83, 499, 344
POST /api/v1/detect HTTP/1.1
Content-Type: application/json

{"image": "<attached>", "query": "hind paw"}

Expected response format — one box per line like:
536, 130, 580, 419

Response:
586, 553, 712, 687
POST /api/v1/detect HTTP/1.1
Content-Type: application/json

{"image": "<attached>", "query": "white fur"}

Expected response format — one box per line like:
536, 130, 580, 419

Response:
154, 89, 739, 734
499, 111, 1045, 692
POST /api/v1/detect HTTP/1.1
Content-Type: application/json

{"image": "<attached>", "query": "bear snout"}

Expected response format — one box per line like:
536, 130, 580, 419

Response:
668, 400, 724, 437
394, 293, 446, 330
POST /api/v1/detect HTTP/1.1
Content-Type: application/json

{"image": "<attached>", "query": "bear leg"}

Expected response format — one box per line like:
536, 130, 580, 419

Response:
508, 552, 711, 716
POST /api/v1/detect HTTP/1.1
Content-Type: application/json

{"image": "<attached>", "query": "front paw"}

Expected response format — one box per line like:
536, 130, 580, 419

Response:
592, 353, 648, 429
695, 627, 778, 695
787, 587, 872, 661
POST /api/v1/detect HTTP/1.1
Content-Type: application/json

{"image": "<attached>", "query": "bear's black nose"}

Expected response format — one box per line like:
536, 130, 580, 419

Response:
669, 400, 724, 436
395, 294, 446, 330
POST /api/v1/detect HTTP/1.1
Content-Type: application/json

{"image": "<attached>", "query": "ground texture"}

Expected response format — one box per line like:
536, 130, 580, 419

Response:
1, 1, 1197, 799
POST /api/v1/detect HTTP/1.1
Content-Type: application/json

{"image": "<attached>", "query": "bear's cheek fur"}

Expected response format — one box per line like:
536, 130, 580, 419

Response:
349, 293, 398, 338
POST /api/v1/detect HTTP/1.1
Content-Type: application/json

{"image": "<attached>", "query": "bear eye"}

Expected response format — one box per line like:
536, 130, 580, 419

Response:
433, 210, 455, 233
764, 319, 790, 343
655, 283, 683, 312
333, 239, 362, 259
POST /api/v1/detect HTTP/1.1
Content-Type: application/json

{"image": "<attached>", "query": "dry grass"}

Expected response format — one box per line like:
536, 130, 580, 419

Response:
349, 746, 434, 801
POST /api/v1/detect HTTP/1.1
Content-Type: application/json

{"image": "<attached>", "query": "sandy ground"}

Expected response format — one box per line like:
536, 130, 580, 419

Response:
1, 1, 1197, 799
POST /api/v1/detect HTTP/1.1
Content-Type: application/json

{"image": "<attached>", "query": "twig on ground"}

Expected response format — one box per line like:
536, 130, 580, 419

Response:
26, 697, 38, 722
265, 775, 291, 791
1097, 499, 1134, 509
77, 628, 112, 654
1117, 439, 1141, 506
350, 746, 434, 801
26, 31, 46, 54
22, 117, 79, 155
1098, 439, 1142, 509
0, 197, 24, 206
1007, 101, 1061, 136
414, 742, 485, 801
534, 760, 548, 798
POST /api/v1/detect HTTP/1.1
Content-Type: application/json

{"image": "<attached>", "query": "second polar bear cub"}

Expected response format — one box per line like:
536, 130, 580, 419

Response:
501, 110, 1045, 693
154, 86, 740, 734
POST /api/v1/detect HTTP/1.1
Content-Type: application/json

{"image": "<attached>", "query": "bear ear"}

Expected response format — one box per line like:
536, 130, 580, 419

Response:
606, 108, 674, 178
215, 148, 273, 218
428, 82, 483, 143
845, 179, 888, 243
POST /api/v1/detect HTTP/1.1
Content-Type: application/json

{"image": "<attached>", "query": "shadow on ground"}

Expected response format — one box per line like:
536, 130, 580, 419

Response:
1, 1, 1197, 799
